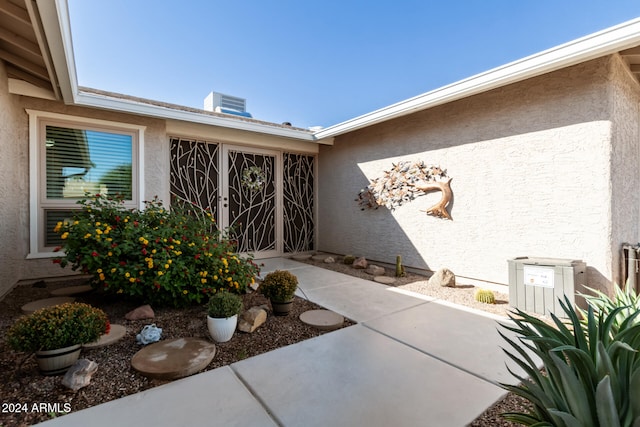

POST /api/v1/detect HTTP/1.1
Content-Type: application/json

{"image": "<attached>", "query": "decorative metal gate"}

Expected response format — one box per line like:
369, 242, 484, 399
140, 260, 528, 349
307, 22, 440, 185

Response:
223, 146, 278, 257
170, 138, 315, 258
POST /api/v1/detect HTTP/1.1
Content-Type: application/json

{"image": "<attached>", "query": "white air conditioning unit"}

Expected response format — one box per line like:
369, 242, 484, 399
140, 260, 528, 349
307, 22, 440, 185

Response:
204, 91, 251, 117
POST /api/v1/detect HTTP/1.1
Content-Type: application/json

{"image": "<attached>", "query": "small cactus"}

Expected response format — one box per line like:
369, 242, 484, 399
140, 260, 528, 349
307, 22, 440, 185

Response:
343, 255, 355, 265
395, 255, 405, 277
474, 288, 496, 304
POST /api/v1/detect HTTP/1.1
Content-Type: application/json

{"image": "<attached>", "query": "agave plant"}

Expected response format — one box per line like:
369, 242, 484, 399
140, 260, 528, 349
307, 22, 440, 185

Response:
499, 295, 640, 426
579, 282, 640, 333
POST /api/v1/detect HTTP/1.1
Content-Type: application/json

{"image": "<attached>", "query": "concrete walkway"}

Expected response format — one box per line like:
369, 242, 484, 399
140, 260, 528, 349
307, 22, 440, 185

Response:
39, 258, 525, 427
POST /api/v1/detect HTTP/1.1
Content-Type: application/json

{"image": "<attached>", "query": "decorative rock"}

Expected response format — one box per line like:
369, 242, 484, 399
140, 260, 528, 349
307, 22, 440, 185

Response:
238, 307, 268, 333
136, 324, 162, 345
50, 285, 93, 297
21, 297, 76, 314
312, 253, 331, 262
83, 324, 126, 349
131, 338, 216, 380
428, 268, 456, 287
125, 304, 155, 320
374, 276, 397, 285
365, 265, 385, 276
352, 257, 368, 269
323, 256, 335, 263
291, 254, 312, 261
300, 310, 344, 331
62, 359, 98, 391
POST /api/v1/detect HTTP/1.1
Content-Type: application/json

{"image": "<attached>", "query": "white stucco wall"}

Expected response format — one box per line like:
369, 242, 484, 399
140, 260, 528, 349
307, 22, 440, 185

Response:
318, 57, 619, 290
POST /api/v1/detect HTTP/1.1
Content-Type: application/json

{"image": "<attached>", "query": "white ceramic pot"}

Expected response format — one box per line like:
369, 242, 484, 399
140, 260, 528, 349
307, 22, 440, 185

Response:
207, 314, 238, 343
35, 344, 81, 376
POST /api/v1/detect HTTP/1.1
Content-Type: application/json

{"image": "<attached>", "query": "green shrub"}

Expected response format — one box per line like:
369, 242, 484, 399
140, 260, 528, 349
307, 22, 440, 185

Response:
6, 303, 109, 352
343, 255, 355, 265
579, 282, 640, 333
207, 291, 243, 318
499, 296, 640, 426
259, 270, 298, 302
53, 194, 259, 307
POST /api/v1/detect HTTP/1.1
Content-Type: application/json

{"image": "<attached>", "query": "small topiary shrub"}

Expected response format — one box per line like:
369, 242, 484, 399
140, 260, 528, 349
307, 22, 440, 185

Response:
207, 291, 243, 318
259, 270, 298, 302
474, 288, 495, 304
343, 255, 355, 265
6, 303, 110, 352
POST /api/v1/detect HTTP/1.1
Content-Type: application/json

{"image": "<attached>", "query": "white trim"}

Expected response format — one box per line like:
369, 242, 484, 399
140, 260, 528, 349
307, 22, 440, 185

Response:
315, 17, 640, 139
26, 109, 146, 257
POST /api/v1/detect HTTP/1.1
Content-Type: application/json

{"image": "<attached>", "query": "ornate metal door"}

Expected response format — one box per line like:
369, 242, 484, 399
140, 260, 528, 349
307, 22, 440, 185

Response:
222, 146, 279, 258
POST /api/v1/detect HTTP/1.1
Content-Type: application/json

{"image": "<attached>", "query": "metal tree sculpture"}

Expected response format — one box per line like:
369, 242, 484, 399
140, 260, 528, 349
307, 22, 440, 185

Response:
356, 160, 453, 220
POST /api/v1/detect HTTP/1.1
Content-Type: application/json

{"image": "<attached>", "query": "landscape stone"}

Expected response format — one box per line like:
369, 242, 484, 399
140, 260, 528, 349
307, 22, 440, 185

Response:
352, 257, 368, 269
50, 285, 93, 297
83, 324, 126, 349
365, 265, 385, 276
125, 304, 155, 320
312, 253, 331, 262
238, 307, 267, 333
323, 256, 335, 263
300, 310, 344, 331
291, 254, 312, 261
374, 276, 397, 285
62, 359, 98, 391
131, 337, 216, 380
21, 297, 76, 314
429, 268, 456, 287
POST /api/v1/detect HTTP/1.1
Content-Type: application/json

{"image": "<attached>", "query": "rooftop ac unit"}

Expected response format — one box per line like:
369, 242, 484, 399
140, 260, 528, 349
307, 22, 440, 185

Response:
204, 91, 252, 117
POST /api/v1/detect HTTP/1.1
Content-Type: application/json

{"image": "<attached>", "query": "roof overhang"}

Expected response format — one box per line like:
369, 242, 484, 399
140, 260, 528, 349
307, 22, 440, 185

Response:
314, 16, 640, 140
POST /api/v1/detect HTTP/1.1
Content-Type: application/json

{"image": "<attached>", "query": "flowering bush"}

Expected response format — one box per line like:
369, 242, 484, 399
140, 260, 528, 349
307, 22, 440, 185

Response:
6, 303, 109, 352
53, 195, 260, 307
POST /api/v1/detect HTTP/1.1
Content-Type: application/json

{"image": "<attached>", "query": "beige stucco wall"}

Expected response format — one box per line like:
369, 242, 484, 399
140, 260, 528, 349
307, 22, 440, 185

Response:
318, 56, 622, 291
0, 61, 29, 296
609, 54, 640, 288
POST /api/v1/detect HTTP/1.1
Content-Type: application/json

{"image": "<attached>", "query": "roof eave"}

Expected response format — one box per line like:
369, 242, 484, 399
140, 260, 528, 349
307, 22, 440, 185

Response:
314, 16, 640, 140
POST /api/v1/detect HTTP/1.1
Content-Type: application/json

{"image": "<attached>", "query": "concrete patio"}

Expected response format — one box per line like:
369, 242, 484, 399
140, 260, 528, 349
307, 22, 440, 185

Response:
38, 258, 524, 427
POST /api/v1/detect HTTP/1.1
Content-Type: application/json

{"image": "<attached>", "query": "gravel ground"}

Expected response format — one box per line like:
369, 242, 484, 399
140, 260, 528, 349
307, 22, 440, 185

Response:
0, 257, 532, 426
0, 277, 354, 426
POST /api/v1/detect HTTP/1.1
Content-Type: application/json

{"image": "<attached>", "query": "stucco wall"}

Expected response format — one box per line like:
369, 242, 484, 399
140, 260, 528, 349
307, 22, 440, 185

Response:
0, 62, 29, 297
318, 57, 617, 289
609, 54, 640, 288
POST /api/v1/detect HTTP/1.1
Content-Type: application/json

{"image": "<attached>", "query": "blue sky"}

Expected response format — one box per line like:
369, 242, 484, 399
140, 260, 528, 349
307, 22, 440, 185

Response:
68, 1, 640, 129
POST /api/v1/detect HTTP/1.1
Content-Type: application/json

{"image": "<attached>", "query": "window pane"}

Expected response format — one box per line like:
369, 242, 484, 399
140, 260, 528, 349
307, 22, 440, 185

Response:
45, 125, 133, 200
44, 210, 76, 247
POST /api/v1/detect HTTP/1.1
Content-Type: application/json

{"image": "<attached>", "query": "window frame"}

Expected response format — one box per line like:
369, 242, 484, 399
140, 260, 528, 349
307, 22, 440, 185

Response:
27, 110, 145, 258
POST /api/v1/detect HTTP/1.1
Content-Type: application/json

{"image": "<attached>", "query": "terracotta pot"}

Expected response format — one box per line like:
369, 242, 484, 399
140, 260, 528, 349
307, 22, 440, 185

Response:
271, 299, 293, 316
35, 344, 81, 376
207, 314, 238, 343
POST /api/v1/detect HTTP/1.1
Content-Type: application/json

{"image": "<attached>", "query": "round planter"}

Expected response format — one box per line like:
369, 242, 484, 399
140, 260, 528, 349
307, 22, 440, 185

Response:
207, 314, 238, 343
271, 299, 293, 316
35, 344, 81, 376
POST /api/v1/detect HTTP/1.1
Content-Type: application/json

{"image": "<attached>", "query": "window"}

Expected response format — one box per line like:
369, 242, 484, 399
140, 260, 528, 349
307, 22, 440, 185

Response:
28, 111, 145, 256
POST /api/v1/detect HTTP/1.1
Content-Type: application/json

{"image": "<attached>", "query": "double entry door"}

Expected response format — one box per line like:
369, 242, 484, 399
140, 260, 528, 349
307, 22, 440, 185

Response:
170, 139, 279, 258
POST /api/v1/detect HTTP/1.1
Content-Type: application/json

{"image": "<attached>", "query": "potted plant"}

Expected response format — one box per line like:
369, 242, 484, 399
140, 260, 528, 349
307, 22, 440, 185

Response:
206, 291, 243, 342
5, 302, 109, 375
259, 270, 298, 316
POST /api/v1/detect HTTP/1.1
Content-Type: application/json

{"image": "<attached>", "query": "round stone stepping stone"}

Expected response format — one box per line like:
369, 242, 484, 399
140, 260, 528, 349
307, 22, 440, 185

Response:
300, 310, 344, 331
50, 284, 93, 297
131, 338, 216, 380
83, 324, 126, 349
21, 297, 76, 314
291, 253, 312, 261
374, 276, 397, 285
